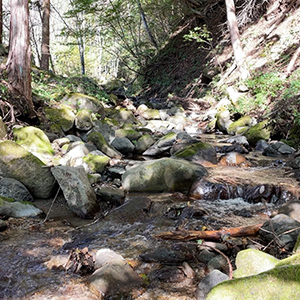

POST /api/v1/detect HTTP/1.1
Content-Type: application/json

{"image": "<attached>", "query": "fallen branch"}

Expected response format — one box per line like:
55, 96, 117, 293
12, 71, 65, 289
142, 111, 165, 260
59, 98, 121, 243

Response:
155, 223, 263, 241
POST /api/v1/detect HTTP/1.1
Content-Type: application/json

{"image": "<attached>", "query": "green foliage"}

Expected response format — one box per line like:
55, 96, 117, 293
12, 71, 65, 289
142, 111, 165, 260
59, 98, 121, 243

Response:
183, 25, 213, 49
31, 70, 109, 103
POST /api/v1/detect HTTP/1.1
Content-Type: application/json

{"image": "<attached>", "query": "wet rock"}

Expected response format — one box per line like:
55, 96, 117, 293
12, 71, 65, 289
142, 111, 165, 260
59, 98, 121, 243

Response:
216, 144, 249, 154
259, 214, 300, 251
218, 152, 251, 167
51, 166, 99, 218
207, 255, 228, 273
233, 249, 279, 278
139, 245, 195, 264
149, 265, 186, 283
87, 249, 142, 298
197, 249, 217, 263
263, 141, 295, 157
207, 265, 300, 300
0, 196, 43, 218
105, 195, 152, 223
95, 186, 125, 207
0, 141, 56, 199
111, 137, 135, 154
122, 158, 207, 193
196, 270, 229, 300
255, 139, 269, 151
0, 177, 34, 202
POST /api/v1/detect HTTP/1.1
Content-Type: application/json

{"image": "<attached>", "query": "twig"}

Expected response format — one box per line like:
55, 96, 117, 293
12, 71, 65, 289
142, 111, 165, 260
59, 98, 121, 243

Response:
41, 186, 61, 224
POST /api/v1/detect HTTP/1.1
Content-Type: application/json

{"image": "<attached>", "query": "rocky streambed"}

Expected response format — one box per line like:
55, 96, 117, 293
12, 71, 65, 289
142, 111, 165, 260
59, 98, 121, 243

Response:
1, 94, 300, 299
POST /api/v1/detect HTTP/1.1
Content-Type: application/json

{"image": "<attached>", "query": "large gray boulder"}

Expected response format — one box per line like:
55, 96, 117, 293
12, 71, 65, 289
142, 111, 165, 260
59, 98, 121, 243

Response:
51, 166, 99, 218
0, 178, 34, 202
0, 141, 56, 199
122, 158, 207, 192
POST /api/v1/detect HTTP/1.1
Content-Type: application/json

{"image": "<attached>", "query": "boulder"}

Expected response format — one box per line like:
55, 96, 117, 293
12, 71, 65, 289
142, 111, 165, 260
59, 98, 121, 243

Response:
62, 93, 105, 117
87, 131, 122, 159
75, 108, 93, 131
83, 153, 110, 173
135, 134, 156, 153
207, 265, 300, 300
44, 105, 76, 135
122, 158, 207, 192
244, 120, 270, 145
172, 141, 218, 165
143, 131, 177, 156
227, 116, 252, 135
13, 126, 55, 163
233, 249, 279, 278
216, 110, 232, 133
0, 141, 56, 198
111, 137, 135, 154
51, 166, 99, 218
0, 177, 34, 202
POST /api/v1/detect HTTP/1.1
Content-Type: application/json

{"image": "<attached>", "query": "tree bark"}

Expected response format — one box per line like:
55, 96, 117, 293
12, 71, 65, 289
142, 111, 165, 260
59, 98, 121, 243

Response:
6, 0, 35, 118
0, 0, 2, 44
155, 223, 263, 241
41, 0, 50, 71
136, 0, 158, 49
225, 0, 249, 80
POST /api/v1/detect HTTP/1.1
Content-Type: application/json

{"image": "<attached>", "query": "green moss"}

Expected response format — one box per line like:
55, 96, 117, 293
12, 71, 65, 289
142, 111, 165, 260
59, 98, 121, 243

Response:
45, 105, 75, 132
87, 131, 108, 147
244, 120, 270, 145
208, 265, 300, 300
0, 196, 15, 203
83, 154, 110, 173
174, 142, 212, 158
13, 126, 55, 155
228, 116, 252, 135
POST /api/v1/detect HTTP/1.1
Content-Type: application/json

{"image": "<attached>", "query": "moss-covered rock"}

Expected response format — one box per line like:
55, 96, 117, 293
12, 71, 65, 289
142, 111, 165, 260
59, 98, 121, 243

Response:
62, 92, 105, 117
13, 126, 54, 163
75, 108, 93, 131
115, 128, 142, 141
233, 249, 279, 278
135, 134, 156, 153
172, 141, 218, 165
244, 120, 270, 145
136, 104, 160, 120
0, 141, 56, 198
227, 116, 252, 135
122, 157, 208, 192
44, 105, 75, 134
83, 154, 110, 173
87, 131, 122, 159
207, 265, 300, 300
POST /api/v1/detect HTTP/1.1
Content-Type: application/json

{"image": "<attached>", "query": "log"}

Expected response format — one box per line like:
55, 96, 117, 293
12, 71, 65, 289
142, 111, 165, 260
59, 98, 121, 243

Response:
155, 223, 263, 241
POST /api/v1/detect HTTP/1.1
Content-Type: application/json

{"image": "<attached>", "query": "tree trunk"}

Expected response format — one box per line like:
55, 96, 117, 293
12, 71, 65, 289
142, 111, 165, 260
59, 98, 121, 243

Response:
41, 0, 50, 71
78, 36, 85, 75
136, 0, 158, 49
6, 0, 35, 118
0, 0, 2, 44
225, 0, 249, 80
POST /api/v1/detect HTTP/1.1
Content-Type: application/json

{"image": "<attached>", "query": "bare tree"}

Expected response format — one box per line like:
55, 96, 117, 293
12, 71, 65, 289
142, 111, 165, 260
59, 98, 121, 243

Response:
5, 0, 36, 118
225, 0, 249, 80
41, 0, 51, 70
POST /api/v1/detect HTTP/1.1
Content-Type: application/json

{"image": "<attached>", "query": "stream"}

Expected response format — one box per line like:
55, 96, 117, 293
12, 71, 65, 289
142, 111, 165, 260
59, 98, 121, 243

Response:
1, 134, 299, 300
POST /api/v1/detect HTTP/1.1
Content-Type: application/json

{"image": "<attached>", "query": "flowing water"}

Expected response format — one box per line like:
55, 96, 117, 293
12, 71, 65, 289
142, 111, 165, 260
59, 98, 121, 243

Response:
1, 135, 300, 300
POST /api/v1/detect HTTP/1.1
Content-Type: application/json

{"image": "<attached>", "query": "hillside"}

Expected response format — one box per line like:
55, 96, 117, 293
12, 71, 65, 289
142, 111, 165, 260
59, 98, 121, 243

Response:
142, 0, 300, 144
